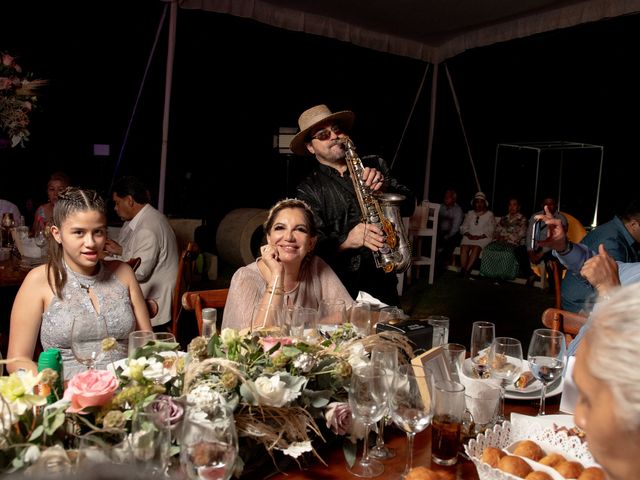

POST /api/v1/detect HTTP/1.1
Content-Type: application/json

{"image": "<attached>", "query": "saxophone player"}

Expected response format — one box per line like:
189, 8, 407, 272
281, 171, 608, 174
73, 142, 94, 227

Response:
292, 104, 416, 307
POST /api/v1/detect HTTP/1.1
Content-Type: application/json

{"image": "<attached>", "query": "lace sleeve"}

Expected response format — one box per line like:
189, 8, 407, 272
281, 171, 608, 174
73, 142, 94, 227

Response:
222, 265, 265, 330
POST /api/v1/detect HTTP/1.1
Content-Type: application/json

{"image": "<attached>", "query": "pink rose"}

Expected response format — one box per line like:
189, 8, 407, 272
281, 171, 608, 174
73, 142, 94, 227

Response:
63, 369, 119, 413
325, 402, 353, 435
260, 336, 294, 356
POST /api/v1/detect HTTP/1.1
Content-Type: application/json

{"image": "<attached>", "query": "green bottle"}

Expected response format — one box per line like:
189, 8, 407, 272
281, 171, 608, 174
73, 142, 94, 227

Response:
37, 348, 64, 403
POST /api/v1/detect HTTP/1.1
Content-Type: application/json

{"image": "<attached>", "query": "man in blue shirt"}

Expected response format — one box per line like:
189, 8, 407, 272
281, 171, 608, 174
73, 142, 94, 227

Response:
561, 200, 640, 314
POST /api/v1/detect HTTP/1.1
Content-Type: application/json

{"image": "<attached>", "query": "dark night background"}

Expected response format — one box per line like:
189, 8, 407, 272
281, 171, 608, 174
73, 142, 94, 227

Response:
2, 1, 640, 231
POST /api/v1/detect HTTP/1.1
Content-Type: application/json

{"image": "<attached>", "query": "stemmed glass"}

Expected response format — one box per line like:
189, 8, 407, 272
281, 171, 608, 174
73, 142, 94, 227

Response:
389, 364, 434, 478
71, 312, 109, 370
469, 321, 495, 378
348, 364, 388, 477
369, 343, 397, 460
488, 337, 522, 421
34, 228, 47, 257
527, 328, 566, 415
180, 403, 238, 480
318, 299, 347, 337
131, 409, 172, 476
348, 301, 372, 337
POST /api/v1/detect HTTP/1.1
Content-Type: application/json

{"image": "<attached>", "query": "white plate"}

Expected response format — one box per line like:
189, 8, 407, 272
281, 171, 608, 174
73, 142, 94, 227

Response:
462, 357, 564, 400
510, 412, 575, 430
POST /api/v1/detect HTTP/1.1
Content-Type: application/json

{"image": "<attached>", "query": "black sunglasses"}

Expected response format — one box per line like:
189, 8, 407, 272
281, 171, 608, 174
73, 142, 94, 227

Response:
311, 124, 342, 141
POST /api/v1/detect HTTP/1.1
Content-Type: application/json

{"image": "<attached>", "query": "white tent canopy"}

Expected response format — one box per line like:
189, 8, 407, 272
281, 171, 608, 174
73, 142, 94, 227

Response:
155, 0, 640, 210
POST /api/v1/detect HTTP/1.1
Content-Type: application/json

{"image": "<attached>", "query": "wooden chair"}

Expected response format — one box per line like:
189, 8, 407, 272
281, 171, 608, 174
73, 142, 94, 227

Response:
170, 241, 200, 337
181, 288, 229, 336
541, 307, 588, 346
126, 257, 142, 272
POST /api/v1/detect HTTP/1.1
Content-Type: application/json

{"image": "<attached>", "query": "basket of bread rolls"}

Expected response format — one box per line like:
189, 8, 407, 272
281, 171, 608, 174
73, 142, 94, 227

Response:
465, 421, 605, 479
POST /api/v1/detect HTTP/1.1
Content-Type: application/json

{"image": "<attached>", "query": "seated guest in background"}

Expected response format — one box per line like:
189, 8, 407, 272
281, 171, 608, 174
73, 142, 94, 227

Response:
561, 199, 640, 314
458, 191, 494, 278
573, 283, 640, 480
222, 198, 354, 331
526, 196, 567, 286
491, 196, 532, 277
7, 187, 152, 379
104, 176, 178, 328
293, 104, 415, 307
32, 171, 71, 234
436, 188, 464, 271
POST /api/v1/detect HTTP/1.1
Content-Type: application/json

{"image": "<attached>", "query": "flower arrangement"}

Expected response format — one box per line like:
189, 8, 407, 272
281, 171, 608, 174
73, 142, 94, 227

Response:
0, 52, 47, 148
0, 328, 413, 476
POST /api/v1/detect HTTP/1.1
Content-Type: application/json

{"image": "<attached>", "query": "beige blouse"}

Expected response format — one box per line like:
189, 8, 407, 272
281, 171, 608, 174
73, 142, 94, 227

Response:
222, 256, 354, 330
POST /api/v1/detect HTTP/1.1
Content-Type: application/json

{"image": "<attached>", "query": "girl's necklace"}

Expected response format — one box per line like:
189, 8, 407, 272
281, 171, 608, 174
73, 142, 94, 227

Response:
65, 262, 99, 292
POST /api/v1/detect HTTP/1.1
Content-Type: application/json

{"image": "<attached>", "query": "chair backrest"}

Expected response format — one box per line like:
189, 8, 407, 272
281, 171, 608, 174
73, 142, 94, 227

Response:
126, 257, 142, 272
181, 288, 229, 335
541, 307, 588, 345
409, 200, 440, 234
170, 241, 200, 336
563, 212, 587, 244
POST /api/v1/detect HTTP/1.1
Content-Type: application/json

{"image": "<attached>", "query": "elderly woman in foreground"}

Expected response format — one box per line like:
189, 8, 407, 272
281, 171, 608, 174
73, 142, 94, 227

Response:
573, 282, 640, 480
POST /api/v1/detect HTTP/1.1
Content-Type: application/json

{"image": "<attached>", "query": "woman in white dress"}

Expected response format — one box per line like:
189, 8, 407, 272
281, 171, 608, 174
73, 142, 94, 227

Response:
459, 191, 495, 278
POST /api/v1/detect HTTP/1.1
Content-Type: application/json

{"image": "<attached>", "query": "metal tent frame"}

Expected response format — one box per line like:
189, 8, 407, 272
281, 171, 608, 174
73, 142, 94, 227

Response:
492, 141, 604, 227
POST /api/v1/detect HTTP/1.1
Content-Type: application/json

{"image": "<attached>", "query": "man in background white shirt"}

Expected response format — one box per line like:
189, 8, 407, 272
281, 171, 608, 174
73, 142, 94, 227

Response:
105, 176, 178, 328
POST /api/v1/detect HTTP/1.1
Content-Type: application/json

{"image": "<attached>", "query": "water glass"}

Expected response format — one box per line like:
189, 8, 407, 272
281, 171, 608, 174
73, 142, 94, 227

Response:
442, 343, 466, 382
463, 385, 501, 438
76, 431, 132, 468
431, 380, 466, 466
297, 307, 320, 343
318, 299, 347, 336
348, 301, 372, 337
527, 328, 566, 415
128, 330, 155, 358
131, 410, 172, 476
488, 337, 523, 421
283, 305, 305, 338
251, 304, 283, 332
180, 404, 238, 480
427, 315, 450, 347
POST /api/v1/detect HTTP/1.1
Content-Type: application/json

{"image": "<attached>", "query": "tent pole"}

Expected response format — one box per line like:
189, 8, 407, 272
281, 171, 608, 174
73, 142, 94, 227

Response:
158, 0, 177, 213
423, 63, 438, 201
592, 146, 604, 227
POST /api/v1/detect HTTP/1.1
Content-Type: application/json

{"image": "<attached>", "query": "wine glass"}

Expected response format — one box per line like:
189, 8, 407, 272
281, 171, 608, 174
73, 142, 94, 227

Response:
77, 431, 132, 468
318, 299, 347, 337
488, 336, 522, 421
71, 312, 109, 370
369, 343, 397, 460
34, 228, 47, 257
128, 330, 155, 358
527, 328, 566, 415
131, 410, 172, 476
181, 403, 238, 480
348, 364, 387, 477
469, 321, 495, 378
389, 364, 434, 478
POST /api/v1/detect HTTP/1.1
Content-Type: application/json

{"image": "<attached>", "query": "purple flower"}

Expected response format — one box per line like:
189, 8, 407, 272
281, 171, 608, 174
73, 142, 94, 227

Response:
325, 402, 353, 436
147, 394, 184, 428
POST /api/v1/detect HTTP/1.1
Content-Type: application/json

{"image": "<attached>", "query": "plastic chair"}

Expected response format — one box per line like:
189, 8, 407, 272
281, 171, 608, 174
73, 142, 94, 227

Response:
406, 201, 440, 285
181, 288, 229, 335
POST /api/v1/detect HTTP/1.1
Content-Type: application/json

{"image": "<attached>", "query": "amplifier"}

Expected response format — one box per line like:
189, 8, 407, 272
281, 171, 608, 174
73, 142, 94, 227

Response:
375, 319, 433, 355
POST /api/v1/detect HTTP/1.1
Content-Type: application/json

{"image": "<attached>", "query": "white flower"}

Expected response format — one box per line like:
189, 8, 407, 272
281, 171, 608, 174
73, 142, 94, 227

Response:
24, 445, 41, 464
346, 343, 368, 370
0, 371, 46, 416
187, 384, 227, 413
279, 441, 313, 458
220, 328, 240, 346
292, 353, 316, 373
249, 374, 305, 408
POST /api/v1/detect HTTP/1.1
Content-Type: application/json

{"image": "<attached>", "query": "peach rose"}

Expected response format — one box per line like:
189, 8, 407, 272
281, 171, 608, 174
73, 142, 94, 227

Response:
260, 336, 294, 356
63, 369, 119, 413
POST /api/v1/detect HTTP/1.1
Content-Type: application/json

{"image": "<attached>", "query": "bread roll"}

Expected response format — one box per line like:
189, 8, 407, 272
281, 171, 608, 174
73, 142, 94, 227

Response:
577, 466, 606, 480
524, 472, 554, 480
498, 455, 533, 478
404, 466, 441, 480
539, 452, 566, 467
513, 439, 545, 461
481, 446, 506, 468
554, 460, 584, 478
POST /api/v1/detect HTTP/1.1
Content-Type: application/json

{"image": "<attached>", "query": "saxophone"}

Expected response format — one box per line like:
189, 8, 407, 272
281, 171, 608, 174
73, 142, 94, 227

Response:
340, 136, 412, 273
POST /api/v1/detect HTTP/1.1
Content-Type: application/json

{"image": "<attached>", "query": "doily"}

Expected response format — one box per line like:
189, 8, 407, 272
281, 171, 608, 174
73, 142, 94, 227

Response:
465, 420, 597, 480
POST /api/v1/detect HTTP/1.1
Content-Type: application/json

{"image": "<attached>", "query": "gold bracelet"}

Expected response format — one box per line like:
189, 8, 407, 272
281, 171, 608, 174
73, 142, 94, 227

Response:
265, 286, 284, 295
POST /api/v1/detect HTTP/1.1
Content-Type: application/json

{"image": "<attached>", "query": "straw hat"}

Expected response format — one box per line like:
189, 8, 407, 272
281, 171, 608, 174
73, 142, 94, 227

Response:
472, 191, 489, 207
289, 104, 355, 156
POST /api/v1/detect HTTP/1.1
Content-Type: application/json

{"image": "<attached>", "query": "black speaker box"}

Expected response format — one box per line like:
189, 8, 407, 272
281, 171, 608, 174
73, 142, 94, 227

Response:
375, 319, 433, 355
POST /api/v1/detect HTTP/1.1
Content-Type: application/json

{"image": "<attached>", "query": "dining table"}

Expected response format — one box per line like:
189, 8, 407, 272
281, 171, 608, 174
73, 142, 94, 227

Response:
253, 393, 562, 480
0, 253, 35, 357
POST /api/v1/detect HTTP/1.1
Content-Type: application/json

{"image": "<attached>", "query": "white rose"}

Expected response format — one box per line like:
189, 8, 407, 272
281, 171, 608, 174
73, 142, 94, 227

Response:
220, 328, 240, 346
253, 374, 300, 407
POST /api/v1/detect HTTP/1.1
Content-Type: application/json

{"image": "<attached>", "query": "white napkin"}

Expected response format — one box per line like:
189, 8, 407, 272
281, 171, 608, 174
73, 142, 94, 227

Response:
356, 291, 388, 309
560, 355, 578, 414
